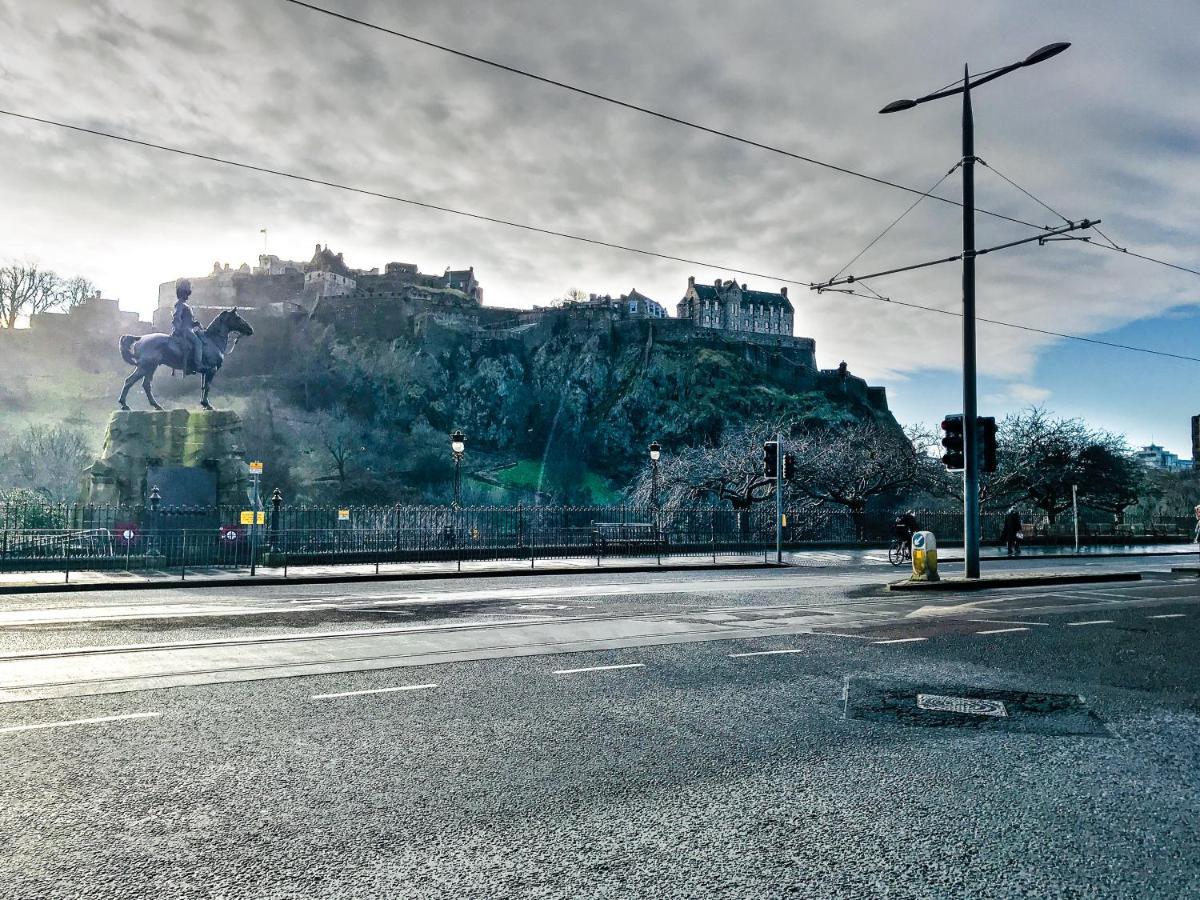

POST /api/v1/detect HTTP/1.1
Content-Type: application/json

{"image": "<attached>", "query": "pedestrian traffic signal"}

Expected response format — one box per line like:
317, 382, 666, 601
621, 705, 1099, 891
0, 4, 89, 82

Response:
977, 416, 998, 473
782, 453, 796, 481
763, 440, 779, 478
940, 415, 964, 470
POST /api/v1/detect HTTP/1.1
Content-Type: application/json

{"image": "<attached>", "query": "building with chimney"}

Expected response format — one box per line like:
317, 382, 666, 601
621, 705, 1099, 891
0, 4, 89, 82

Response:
676, 276, 794, 336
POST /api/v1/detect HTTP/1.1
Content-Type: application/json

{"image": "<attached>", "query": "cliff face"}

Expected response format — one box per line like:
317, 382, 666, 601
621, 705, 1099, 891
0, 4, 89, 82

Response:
214, 310, 896, 496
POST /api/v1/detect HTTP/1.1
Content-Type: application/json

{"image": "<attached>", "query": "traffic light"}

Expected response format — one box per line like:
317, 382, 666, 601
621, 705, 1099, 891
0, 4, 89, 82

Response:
763, 440, 779, 478
940, 415, 964, 470
977, 416, 998, 473
782, 453, 796, 481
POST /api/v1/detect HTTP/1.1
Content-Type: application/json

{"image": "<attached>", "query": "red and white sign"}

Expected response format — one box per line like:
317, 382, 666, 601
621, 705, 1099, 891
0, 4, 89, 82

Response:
219, 524, 244, 542
113, 523, 139, 544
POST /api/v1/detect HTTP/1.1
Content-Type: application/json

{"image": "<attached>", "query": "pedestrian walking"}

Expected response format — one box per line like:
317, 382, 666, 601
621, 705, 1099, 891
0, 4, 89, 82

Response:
1001, 506, 1023, 557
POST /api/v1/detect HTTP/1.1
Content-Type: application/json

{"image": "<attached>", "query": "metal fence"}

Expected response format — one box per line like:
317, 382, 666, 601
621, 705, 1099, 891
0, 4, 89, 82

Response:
0, 501, 1194, 576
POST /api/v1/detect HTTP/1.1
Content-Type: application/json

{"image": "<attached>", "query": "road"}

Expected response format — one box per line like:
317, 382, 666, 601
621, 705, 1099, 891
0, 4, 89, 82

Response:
1, 555, 1197, 898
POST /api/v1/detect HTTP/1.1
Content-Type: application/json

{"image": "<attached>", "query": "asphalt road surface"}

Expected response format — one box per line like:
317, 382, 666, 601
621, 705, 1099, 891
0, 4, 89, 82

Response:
1, 556, 1197, 898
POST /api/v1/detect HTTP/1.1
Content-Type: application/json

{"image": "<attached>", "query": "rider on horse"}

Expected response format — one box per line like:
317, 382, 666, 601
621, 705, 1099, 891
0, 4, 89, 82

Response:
171, 279, 207, 375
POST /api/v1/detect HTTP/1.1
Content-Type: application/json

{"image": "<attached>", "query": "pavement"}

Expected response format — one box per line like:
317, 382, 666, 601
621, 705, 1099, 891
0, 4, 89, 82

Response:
1, 542, 1194, 593
1, 554, 1198, 898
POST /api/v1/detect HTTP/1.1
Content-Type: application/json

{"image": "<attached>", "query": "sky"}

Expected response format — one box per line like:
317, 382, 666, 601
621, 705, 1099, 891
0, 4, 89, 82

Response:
1, 0, 1198, 455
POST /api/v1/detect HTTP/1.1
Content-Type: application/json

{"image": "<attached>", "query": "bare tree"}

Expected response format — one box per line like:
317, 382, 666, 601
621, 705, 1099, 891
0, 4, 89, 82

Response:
57, 276, 97, 309
789, 420, 923, 539
0, 424, 93, 500
0, 263, 63, 328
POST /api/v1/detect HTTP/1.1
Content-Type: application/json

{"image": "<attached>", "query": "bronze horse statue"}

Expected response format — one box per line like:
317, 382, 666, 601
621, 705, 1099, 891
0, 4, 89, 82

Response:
118, 308, 254, 411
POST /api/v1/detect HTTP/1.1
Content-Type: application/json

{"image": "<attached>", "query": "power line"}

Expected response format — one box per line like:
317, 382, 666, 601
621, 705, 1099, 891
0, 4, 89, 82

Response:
1, 107, 1196, 366
281, 0, 1200, 285
279, 0, 1046, 233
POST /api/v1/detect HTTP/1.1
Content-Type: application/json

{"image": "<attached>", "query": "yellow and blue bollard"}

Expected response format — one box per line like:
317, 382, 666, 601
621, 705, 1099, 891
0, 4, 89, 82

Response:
910, 530, 939, 582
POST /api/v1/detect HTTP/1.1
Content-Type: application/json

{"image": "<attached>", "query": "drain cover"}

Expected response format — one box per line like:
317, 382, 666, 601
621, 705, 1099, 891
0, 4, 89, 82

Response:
844, 675, 1107, 735
917, 693, 1008, 717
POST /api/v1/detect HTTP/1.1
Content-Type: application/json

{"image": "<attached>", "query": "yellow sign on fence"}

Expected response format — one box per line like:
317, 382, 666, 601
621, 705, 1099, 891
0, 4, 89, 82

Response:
239, 510, 253, 525
337, 509, 350, 522
248, 461, 264, 474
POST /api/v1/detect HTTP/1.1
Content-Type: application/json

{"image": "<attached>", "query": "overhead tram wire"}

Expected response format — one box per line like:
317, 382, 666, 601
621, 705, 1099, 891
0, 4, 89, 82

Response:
1, 107, 1196, 366
976, 158, 1200, 277
278, 0, 1045, 234
281, 0, 1200, 284
829, 162, 960, 282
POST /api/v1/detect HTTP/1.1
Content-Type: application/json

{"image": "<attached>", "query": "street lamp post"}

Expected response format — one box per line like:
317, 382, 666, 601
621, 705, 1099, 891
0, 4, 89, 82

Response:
450, 430, 465, 508
880, 41, 1070, 579
648, 441, 661, 509
148, 485, 161, 559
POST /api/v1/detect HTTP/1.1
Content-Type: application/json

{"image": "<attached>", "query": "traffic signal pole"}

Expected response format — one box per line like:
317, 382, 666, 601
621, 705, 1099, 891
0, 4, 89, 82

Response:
961, 67, 982, 580
775, 431, 783, 564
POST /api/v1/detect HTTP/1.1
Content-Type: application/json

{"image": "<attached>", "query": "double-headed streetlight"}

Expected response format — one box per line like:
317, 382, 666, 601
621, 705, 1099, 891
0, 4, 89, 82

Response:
879, 42, 1070, 580
450, 429, 466, 508
648, 441, 662, 509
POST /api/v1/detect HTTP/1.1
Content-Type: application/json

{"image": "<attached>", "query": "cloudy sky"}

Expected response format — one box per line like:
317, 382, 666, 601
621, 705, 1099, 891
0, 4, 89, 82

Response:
2, 0, 1198, 452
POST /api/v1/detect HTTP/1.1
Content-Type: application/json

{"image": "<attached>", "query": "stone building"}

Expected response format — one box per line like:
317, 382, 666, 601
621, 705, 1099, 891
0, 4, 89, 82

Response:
443, 267, 483, 303
303, 244, 356, 298
676, 276, 794, 337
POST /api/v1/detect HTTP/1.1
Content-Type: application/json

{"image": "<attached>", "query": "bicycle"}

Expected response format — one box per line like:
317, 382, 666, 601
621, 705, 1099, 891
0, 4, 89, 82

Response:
888, 537, 912, 567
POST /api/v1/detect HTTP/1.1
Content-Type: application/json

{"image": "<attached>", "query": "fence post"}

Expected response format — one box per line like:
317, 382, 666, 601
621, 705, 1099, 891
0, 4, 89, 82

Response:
181, 530, 187, 581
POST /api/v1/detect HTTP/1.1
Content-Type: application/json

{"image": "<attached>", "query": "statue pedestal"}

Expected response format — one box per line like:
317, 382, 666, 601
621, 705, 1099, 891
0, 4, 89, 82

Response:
80, 410, 252, 508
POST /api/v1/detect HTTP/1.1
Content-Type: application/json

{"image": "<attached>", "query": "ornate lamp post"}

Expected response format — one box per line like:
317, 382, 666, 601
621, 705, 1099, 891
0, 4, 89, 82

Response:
148, 485, 162, 558
450, 430, 466, 508
648, 441, 661, 510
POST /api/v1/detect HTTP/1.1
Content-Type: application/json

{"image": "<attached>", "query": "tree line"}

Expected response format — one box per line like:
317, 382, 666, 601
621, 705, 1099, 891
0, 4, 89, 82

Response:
0, 262, 96, 329
626, 408, 1186, 532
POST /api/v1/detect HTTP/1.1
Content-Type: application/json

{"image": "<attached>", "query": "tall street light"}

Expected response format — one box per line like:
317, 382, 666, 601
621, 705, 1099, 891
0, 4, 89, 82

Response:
450, 429, 466, 508
648, 441, 662, 509
880, 41, 1070, 579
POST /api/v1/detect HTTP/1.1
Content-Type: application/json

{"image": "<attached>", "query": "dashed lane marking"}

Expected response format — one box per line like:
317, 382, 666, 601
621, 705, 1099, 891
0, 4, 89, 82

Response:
967, 619, 1051, 626
1147, 614, 1187, 619
975, 627, 1030, 635
553, 663, 645, 675
312, 683, 438, 700
872, 637, 928, 645
729, 648, 807, 658
0, 712, 161, 734
1065, 619, 1115, 627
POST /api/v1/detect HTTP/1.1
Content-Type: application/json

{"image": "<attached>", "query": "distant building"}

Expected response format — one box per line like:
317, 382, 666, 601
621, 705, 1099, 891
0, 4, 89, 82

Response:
443, 267, 483, 303
676, 276, 794, 336
304, 244, 356, 298
1134, 443, 1192, 472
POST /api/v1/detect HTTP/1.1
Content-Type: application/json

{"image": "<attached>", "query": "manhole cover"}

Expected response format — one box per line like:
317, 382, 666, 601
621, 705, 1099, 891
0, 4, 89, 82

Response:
844, 674, 1107, 735
917, 694, 1007, 717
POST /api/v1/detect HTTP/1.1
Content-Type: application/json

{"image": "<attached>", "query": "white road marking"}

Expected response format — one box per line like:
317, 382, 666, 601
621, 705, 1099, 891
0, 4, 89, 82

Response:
975, 627, 1030, 635
311, 683, 438, 700
871, 637, 928, 644
1147, 614, 1187, 619
729, 648, 807, 657
967, 619, 1051, 626
0, 712, 160, 734
553, 663, 645, 675
1065, 619, 1114, 627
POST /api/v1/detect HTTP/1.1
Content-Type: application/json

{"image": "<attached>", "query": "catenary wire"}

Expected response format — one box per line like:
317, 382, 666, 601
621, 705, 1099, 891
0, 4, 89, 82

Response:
830, 163, 959, 281
977, 159, 1073, 225
1, 107, 1196, 366
281, 0, 1200, 285
279, 0, 1046, 233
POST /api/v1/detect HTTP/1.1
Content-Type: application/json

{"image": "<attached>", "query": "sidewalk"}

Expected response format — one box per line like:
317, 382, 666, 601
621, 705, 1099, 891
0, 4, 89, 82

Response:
0, 554, 782, 594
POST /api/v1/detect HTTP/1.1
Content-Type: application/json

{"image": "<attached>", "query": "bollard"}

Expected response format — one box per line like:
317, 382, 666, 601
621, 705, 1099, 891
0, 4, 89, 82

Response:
910, 530, 939, 582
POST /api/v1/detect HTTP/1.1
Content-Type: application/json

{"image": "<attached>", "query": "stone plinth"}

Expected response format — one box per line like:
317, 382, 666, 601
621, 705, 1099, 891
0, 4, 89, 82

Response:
80, 410, 252, 508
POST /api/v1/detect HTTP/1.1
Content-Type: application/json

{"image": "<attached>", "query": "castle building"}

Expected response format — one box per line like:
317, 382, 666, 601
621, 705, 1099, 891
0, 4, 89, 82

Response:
304, 244, 356, 298
676, 276, 794, 336
443, 267, 483, 303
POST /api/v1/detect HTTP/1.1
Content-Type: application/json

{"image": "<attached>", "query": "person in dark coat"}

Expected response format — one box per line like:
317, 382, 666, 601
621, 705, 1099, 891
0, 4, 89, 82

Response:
1001, 507, 1023, 556
171, 278, 206, 375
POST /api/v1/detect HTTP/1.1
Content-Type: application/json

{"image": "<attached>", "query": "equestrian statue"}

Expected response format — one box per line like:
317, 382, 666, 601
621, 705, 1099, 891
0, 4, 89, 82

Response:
117, 279, 254, 411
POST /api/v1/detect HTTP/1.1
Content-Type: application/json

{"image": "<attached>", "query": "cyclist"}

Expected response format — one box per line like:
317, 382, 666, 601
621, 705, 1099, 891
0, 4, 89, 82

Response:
894, 510, 920, 551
